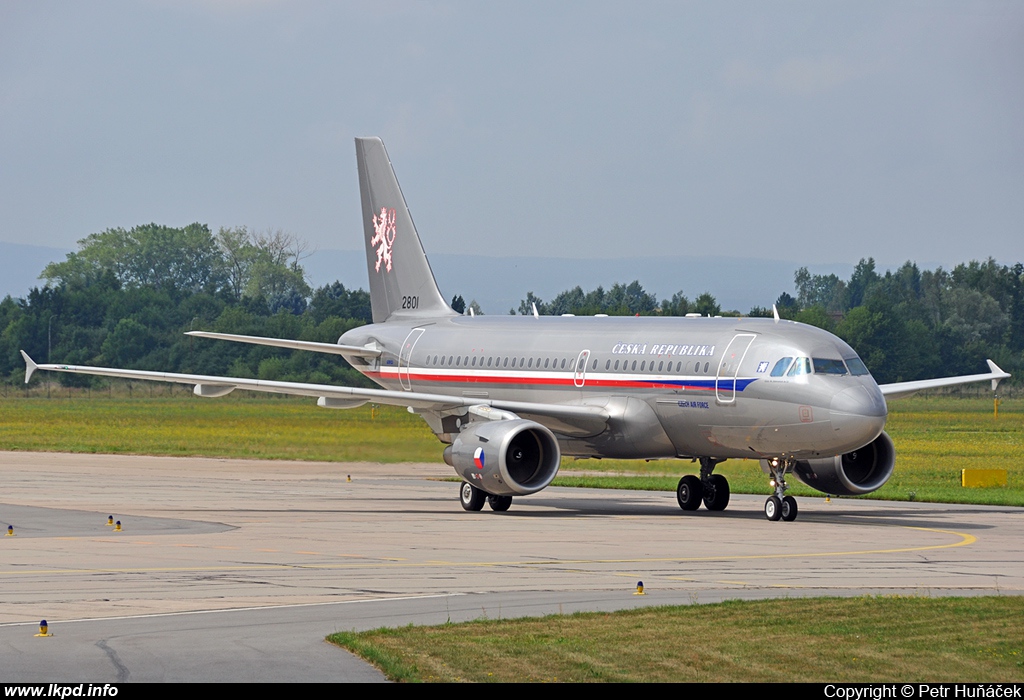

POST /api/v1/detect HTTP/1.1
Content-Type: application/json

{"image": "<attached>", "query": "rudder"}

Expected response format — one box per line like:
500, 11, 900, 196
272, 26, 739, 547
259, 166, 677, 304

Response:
355, 137, 454, 323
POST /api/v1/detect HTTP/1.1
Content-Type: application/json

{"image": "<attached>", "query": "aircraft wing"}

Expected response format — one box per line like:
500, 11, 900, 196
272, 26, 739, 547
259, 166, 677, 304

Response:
184, 331, 381, 358
878, 359, 1010, 399
20, 352, 609, 434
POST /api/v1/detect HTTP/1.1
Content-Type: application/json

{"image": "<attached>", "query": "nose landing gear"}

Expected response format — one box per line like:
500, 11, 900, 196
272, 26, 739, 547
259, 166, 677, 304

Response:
764, 458, 799, 522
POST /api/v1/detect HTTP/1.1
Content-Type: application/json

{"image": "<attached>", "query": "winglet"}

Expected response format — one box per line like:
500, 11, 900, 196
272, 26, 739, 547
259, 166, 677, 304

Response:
20, 350, 38, 384
986, 359, 1009, 392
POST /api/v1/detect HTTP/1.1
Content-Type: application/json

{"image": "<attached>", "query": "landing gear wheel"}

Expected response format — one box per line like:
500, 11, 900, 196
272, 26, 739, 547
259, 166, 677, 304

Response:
781, 495, 798, 522
487, 495, 513, 512
702, 474, 731, 511
676, 475, 703, 511
765, 496, 782, 521
460, 482, 486, 511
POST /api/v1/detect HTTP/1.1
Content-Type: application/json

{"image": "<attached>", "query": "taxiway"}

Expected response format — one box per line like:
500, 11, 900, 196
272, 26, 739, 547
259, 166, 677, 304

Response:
2, 452, 1022, 681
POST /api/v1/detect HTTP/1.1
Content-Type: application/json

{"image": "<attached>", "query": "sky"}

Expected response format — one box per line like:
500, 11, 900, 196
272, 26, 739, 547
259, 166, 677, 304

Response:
1, 1, 1021, 274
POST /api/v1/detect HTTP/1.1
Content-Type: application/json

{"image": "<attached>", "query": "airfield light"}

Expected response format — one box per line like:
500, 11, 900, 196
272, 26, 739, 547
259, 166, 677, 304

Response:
6, 525, 13, 536
114, 520, 122, 532
634, 581, 645, 595
107, 515, 114, 526
35, 620, 52, 637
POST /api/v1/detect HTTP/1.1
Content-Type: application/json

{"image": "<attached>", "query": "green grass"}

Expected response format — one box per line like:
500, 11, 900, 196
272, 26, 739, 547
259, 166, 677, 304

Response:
1, 391, 1021, 505
328, 596, 1024, 682
0, 391, 440, 462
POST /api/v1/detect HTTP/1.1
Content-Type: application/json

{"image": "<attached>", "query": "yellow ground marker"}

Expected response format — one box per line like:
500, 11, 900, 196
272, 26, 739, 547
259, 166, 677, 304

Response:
962, 469, 1008, 488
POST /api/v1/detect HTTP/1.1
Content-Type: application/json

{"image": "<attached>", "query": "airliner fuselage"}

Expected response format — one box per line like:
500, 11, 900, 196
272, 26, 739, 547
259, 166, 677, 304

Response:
341, 314, 887, 462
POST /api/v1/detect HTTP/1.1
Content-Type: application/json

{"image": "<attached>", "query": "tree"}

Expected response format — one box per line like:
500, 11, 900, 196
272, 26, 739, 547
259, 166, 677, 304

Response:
660, 292, 690, 316
517, 292, 547, 316
794, 267, 847, 312
42, 223, 224, 296
847, 258, 880, 309
692, 292, 720, 317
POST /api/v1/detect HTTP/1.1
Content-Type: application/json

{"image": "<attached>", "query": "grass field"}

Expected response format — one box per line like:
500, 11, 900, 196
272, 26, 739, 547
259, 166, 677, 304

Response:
328, 596, 1024, 682
1, 391, 1020, 505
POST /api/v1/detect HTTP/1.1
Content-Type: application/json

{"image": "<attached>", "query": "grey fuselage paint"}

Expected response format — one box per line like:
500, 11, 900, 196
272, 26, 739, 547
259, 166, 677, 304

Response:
340, 314, 887, 463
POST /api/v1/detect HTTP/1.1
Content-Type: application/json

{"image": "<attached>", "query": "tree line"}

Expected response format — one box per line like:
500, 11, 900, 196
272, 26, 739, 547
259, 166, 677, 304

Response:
2, 223, 372, 388
1, 222, 1020, 388
513, 258, 1024, 385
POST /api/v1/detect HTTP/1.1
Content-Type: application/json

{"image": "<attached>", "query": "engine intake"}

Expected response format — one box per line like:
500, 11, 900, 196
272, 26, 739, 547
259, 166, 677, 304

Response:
789, 431, 896, 496
443, 419, 560, 496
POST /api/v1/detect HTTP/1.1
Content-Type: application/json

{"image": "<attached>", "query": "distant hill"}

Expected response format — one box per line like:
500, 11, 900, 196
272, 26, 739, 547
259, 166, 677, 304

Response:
0, 242, 71, 300
304, 249, 851, 315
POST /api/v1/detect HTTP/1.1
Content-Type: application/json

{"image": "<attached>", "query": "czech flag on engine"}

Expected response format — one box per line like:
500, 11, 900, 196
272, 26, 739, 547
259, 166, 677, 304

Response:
473, 447, 485, 469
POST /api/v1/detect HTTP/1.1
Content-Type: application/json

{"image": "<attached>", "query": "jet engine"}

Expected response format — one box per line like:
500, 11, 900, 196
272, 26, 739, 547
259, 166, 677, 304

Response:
788, 431, 896, 496
443, 419, 560, 496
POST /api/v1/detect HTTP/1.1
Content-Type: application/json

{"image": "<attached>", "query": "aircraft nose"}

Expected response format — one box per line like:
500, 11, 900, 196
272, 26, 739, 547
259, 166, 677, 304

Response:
830, 385, 887, 441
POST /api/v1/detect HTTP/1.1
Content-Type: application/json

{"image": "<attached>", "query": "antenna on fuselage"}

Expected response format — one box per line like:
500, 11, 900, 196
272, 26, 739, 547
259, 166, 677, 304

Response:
532, 302, 540, 319
772, 304, 780, 323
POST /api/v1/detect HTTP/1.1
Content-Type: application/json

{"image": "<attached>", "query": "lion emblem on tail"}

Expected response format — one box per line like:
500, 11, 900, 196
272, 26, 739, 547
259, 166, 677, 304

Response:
371, 206, 397, 273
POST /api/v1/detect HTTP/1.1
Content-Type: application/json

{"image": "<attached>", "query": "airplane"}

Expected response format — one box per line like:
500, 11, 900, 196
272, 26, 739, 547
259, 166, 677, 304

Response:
22, 137, 1011, 521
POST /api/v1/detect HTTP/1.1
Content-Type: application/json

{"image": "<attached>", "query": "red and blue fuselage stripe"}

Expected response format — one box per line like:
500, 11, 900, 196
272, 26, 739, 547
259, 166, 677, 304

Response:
367, 369, 758, 393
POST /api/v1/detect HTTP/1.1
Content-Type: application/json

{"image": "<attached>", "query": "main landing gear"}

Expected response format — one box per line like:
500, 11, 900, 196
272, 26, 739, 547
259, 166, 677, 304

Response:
460, 482, 512, 512
675, 457, 801, 521
676, 458, 730, 513
763, 458, 798, 522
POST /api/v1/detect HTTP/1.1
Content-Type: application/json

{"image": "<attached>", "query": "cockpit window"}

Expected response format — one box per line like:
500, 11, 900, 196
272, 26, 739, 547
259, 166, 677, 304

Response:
787, 357, 811, 376
812, 358, 848, 375
845, 357, 870, 376
770, 357, 793, 377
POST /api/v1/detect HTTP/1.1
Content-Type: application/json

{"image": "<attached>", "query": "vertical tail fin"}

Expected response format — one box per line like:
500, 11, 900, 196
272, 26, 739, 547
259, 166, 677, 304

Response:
355, 137, 455, 323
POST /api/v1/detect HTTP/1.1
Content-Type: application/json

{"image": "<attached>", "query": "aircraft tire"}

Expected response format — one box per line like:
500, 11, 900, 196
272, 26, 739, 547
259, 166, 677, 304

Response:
460, 482, 486, 511
703, 474, 730, 511
487, 495, 513, 512
781, 496, 798, 522
764, 496, 782, 521
676, 475, 703, 511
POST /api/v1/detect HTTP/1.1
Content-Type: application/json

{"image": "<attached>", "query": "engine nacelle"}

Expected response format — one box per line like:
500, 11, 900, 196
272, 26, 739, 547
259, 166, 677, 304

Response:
443, 419, 560, 496
788, 431, 896, 496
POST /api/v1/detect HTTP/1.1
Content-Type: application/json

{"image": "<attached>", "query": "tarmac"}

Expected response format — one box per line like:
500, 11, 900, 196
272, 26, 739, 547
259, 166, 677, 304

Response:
2, 452, 1022, 682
